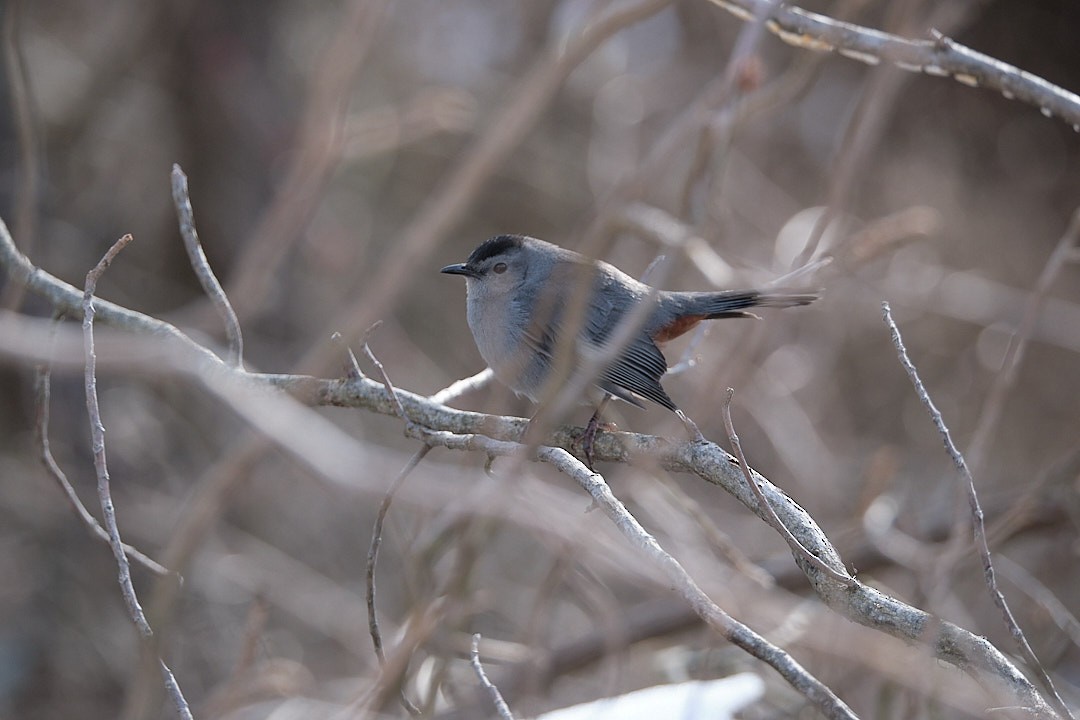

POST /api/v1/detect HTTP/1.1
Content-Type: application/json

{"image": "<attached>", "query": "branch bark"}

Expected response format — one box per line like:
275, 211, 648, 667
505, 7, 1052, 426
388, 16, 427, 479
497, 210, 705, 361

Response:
706, 0, 1080, 129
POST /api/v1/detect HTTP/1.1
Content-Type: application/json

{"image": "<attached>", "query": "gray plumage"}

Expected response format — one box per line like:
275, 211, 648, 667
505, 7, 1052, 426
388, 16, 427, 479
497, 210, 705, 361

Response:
441, 234, 818, 414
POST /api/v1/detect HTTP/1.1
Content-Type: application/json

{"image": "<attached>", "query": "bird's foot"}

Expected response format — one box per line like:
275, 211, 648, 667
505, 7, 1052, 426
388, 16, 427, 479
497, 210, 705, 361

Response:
575, 414, 617, 471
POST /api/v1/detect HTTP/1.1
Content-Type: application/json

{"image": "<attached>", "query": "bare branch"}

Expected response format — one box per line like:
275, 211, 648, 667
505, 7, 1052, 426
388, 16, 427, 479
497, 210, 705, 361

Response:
428, 367, 494, 405
84, 234, 145, 632
706, 0, 1080, 128
0, 213, 225, 369
82, 234, 193, 720
470, 634, 516, 720
882, 301, 1072, 720
171, 163, 244, 368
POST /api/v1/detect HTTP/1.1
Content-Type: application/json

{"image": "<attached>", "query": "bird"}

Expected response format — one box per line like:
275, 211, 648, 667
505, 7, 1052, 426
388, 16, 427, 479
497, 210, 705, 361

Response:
441, 234, 818, 464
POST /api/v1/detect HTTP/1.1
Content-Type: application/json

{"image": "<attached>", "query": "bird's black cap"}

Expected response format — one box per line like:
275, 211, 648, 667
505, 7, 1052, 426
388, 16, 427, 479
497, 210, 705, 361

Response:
441, 235, 525, 277
465, 235, 524, 265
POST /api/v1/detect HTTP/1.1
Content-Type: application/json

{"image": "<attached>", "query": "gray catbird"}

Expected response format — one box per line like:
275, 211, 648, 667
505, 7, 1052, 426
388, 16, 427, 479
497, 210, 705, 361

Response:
442, 234, 817, 459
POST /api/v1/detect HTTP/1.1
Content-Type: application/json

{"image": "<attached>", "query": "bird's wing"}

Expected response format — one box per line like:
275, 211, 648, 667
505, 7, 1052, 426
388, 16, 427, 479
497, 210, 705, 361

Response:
596, 334, 676, 411
517, 261, 678, 412
586, 276, 677, 411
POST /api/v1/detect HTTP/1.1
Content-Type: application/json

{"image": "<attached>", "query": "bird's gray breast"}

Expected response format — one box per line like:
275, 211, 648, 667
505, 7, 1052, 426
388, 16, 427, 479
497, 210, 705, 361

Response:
465, 282, 537, 398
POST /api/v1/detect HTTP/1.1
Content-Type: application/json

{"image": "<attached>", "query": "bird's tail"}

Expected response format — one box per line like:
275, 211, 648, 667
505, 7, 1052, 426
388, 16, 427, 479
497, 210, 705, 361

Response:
680, 288, 820, 320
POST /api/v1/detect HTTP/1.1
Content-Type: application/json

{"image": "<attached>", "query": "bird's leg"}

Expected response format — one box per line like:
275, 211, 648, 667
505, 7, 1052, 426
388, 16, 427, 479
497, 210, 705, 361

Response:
579, 394, 612, 470
677, 409, 706, 443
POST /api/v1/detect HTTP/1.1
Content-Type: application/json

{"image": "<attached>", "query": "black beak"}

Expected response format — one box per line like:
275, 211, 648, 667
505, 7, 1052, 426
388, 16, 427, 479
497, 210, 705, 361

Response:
440, 262, 480, 278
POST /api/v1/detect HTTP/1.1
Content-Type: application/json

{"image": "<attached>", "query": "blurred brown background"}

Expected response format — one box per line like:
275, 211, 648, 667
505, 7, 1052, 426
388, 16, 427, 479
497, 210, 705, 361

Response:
1, 0, 1079, 718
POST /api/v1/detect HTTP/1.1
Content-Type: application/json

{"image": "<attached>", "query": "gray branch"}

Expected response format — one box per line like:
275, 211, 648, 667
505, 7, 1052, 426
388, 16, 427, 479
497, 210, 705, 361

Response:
706, 0, 1080, 129
171, 163, 244, 368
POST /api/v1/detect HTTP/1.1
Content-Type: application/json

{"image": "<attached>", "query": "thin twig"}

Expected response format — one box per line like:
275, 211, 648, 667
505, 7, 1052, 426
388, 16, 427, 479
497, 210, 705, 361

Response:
707, 0, 1080, 128
330, 331, 364, 380
672, 0, 785, 231
357, 323, 429, 717
83, 234, 193, 720
35, 362, 170, 577
428, 367, 494, 405
84, 234, 146, 635
366, 445, 430, 666
882, 301, 1073, 720
159, 663, 191, 720
470, 634, 516, 720
930, 209, 1080, 661
171, 163, 244, 368
234, 596, 269, 677
722, 388, 856, 586
361, 321, 421, 437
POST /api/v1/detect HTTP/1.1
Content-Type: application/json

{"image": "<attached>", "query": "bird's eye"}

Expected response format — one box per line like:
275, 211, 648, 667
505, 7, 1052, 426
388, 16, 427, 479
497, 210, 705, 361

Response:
492, 262, 507, 274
